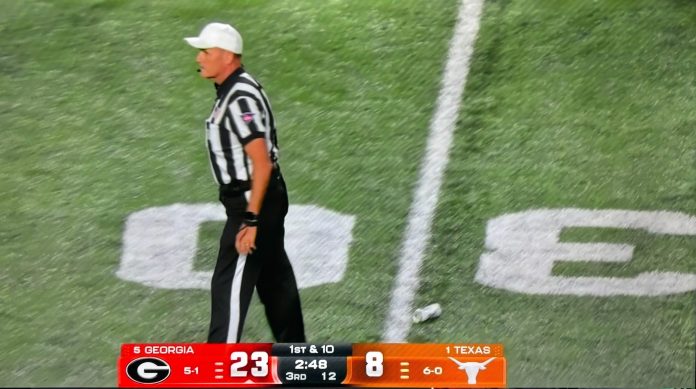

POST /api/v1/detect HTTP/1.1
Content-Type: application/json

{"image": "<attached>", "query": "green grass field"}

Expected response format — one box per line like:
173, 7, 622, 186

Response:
1, 0, 695, 387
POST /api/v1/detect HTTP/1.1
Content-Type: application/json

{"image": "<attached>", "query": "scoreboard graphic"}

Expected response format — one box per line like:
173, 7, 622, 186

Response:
117, 343, 506, 387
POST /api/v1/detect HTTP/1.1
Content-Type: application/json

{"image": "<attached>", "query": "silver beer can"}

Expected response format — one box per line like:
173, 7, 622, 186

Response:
412, 303, 442, 323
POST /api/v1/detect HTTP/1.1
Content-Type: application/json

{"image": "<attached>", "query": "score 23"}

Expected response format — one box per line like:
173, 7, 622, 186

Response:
230, 351, 269, 378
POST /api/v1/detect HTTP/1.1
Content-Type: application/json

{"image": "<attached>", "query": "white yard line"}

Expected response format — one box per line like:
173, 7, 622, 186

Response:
383, 0, 485, 342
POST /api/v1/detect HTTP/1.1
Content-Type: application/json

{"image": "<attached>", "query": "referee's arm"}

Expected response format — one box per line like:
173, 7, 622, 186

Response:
227, 95, 273, 254
235, 138, 271, 254
244, 139, 273, 216
225, 95, 273, 217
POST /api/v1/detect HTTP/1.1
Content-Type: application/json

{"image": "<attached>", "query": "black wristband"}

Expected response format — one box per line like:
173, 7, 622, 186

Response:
242, 211, 259, 227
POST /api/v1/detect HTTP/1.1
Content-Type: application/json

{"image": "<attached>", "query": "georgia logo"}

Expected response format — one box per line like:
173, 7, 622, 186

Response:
126, 357, 171, 384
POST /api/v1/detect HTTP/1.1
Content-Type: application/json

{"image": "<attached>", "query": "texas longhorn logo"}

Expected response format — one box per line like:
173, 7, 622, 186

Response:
448, 357, 496, 384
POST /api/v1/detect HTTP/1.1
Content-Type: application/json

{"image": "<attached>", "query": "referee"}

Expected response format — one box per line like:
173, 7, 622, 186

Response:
185, 22, 305, 343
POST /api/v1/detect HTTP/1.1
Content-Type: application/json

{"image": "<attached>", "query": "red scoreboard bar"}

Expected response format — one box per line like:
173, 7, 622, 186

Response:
118, 343, 506, 388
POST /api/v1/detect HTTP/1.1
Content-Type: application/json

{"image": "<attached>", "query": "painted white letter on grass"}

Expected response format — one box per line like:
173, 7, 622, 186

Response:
476, 208, 696, 296
117, 203, 355, 289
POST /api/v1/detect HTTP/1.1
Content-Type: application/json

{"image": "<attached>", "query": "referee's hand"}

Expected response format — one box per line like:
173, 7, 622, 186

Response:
235, 226, 257, 255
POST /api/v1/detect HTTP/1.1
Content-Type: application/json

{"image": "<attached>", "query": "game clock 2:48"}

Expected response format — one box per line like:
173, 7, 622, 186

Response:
277, 356, 348, 385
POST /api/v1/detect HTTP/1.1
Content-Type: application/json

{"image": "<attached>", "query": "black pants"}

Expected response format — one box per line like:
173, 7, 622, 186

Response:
208, 170, 305, 343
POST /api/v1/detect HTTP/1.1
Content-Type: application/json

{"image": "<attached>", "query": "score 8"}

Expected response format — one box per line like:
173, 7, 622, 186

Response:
365, 351, 384, 377
230, 351, 269, 378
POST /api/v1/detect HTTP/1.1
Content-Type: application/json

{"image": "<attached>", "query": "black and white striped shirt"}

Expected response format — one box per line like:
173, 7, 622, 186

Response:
205, 67, 279, 185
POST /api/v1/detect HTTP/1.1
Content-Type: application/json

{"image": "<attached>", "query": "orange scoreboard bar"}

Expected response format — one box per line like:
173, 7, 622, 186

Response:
118, 343, 506, 388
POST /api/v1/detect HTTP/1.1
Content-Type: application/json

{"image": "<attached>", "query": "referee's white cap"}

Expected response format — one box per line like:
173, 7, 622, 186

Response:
185, 22, 243, 54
